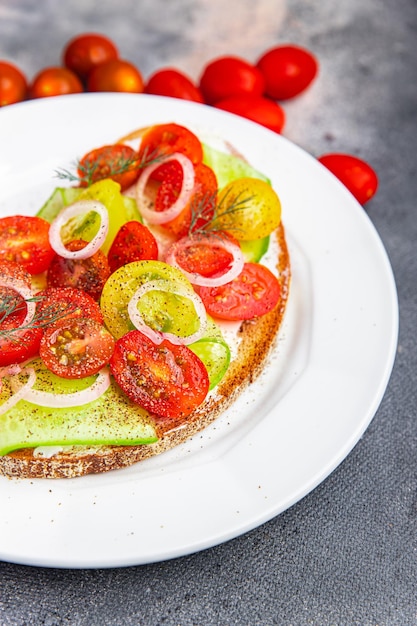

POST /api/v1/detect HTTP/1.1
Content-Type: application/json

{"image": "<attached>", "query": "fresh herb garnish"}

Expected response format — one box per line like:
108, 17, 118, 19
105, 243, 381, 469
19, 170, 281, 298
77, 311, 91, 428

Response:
55, 145, 164, 187
0, 293, 78, 344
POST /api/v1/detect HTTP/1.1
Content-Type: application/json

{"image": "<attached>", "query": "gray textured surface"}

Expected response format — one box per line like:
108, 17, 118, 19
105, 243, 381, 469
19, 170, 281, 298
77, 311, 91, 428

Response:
0, 0, 416, 624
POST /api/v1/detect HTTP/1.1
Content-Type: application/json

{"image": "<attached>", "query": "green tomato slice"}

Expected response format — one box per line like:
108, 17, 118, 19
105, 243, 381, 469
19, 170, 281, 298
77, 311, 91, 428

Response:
100, 260, 201, 340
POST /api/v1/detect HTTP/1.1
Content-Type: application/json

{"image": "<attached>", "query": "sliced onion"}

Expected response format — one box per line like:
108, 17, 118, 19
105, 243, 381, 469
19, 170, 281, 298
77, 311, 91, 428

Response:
164, 234, 245, 287
0, 367, 36, 415
0, 277, 36, 336
49, 200, 109, 259
127, 279, 207, 345
136, 152, 195, 225
22, 367, 111, 408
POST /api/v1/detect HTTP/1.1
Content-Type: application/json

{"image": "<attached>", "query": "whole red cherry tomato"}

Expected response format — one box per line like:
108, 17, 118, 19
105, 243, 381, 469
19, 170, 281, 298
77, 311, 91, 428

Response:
256, 45, 318, 100
145, 68, 204, 103
29, 67, 83, 98
0, 61, 28, 106
214, 95, 285, 133
199, 55, 265, 104
317, 153, 378, 205
87, 59, 144, 93
63, 33, 119, 80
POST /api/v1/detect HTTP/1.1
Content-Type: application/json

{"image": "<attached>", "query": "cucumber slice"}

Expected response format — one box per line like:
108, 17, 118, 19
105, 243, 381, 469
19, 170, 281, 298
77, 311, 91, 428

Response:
0, 361, 157, 455
37, 181, 142, 254
36, 187, 83, 222
189, 336, 231, 390
240, 235, 270, 263
189, 317, 231, 389
202, 143, 270, 189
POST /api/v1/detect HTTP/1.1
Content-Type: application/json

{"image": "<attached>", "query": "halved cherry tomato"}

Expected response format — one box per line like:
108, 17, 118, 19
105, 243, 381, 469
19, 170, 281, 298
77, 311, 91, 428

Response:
46, 240, 110, 300
109, 330, 209, 419
107, 221, 158, 273
214, 95, 286, 134
256, 45, 318, 101
36, 287, 104, 326
63, 33, 119, 81
156, 162, 218, 238
167, 232, 238, 278
0, 261, 42, 366
145, 68, 204, 103
87, 59, 144, 93
0, 324, 42, 367
39, 317, 115, 379
199, 56, 265, 105
78, 144, 140, 191
199, 262, 281, 320
0, 215, 55, 275
138, 123, 203, 165
317, 153, 378, 205
0, 61, 28, 106
29, 67, 83, 98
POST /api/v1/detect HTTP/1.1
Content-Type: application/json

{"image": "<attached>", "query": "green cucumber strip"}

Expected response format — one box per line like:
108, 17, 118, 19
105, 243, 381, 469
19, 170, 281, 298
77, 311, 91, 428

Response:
189, 317, 231, 389
36, 181, 142, 254
202, 143, 270, 189
36, 187, 83, 222
240, 235, 270, 263
189, 336, 231, 390
0, 362, 157, 455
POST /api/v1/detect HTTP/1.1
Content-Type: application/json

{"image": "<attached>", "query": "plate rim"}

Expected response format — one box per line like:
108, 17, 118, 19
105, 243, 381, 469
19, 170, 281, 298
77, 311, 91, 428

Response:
0, 93, 399, 568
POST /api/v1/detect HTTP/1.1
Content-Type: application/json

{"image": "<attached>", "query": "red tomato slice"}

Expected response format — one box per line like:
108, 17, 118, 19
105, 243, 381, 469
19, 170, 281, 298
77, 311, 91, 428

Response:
78, 144, 140, 191
0, 215, 55, 275
168, 232, 237, 278
0, 325, 42, 367
138, 123, 203, 166
107, 221, 159, 273
110, 330, 209, 419
46, 240, 110, 301
162, 163, 218, 238
36, 286, 105, 326
39, 317, 115, 379
199, 262, 281, 320
0, 261, 42, 366
145, 68, 204, 103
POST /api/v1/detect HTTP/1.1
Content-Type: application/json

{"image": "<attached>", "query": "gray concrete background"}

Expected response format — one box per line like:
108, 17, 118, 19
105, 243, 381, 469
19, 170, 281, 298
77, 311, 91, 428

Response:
0, 0, 416, 624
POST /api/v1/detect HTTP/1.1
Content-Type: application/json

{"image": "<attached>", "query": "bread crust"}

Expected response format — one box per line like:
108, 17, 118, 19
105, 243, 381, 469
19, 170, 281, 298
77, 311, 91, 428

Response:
0, 224, 290, 479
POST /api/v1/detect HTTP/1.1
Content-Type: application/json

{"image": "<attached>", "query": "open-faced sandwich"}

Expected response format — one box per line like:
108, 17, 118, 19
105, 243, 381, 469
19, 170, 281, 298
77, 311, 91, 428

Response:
0, 122, 290, 479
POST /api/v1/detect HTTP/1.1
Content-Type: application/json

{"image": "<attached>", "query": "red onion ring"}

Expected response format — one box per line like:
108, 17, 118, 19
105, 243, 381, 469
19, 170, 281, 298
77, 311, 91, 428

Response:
7, 366, 111, 409
135, 152, 195, 225
164, 234, 245, 287
127, 279, 207, 345
49, 200, 109, 259
0, 367, 36, 415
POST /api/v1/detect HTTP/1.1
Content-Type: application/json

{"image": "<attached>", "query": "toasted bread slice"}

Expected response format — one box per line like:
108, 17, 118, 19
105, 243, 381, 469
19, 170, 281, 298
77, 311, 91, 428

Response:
0, 224, 290, 479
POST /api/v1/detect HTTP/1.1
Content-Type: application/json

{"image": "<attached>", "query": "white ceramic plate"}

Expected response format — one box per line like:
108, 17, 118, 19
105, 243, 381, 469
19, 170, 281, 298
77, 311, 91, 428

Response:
0, 94, 398, 569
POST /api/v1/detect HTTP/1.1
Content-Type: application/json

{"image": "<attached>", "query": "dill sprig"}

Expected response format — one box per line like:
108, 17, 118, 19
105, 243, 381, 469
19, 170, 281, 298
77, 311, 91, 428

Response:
55, 145, 164, 187
188, 187, 255, 238
0, 294, 79, 344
